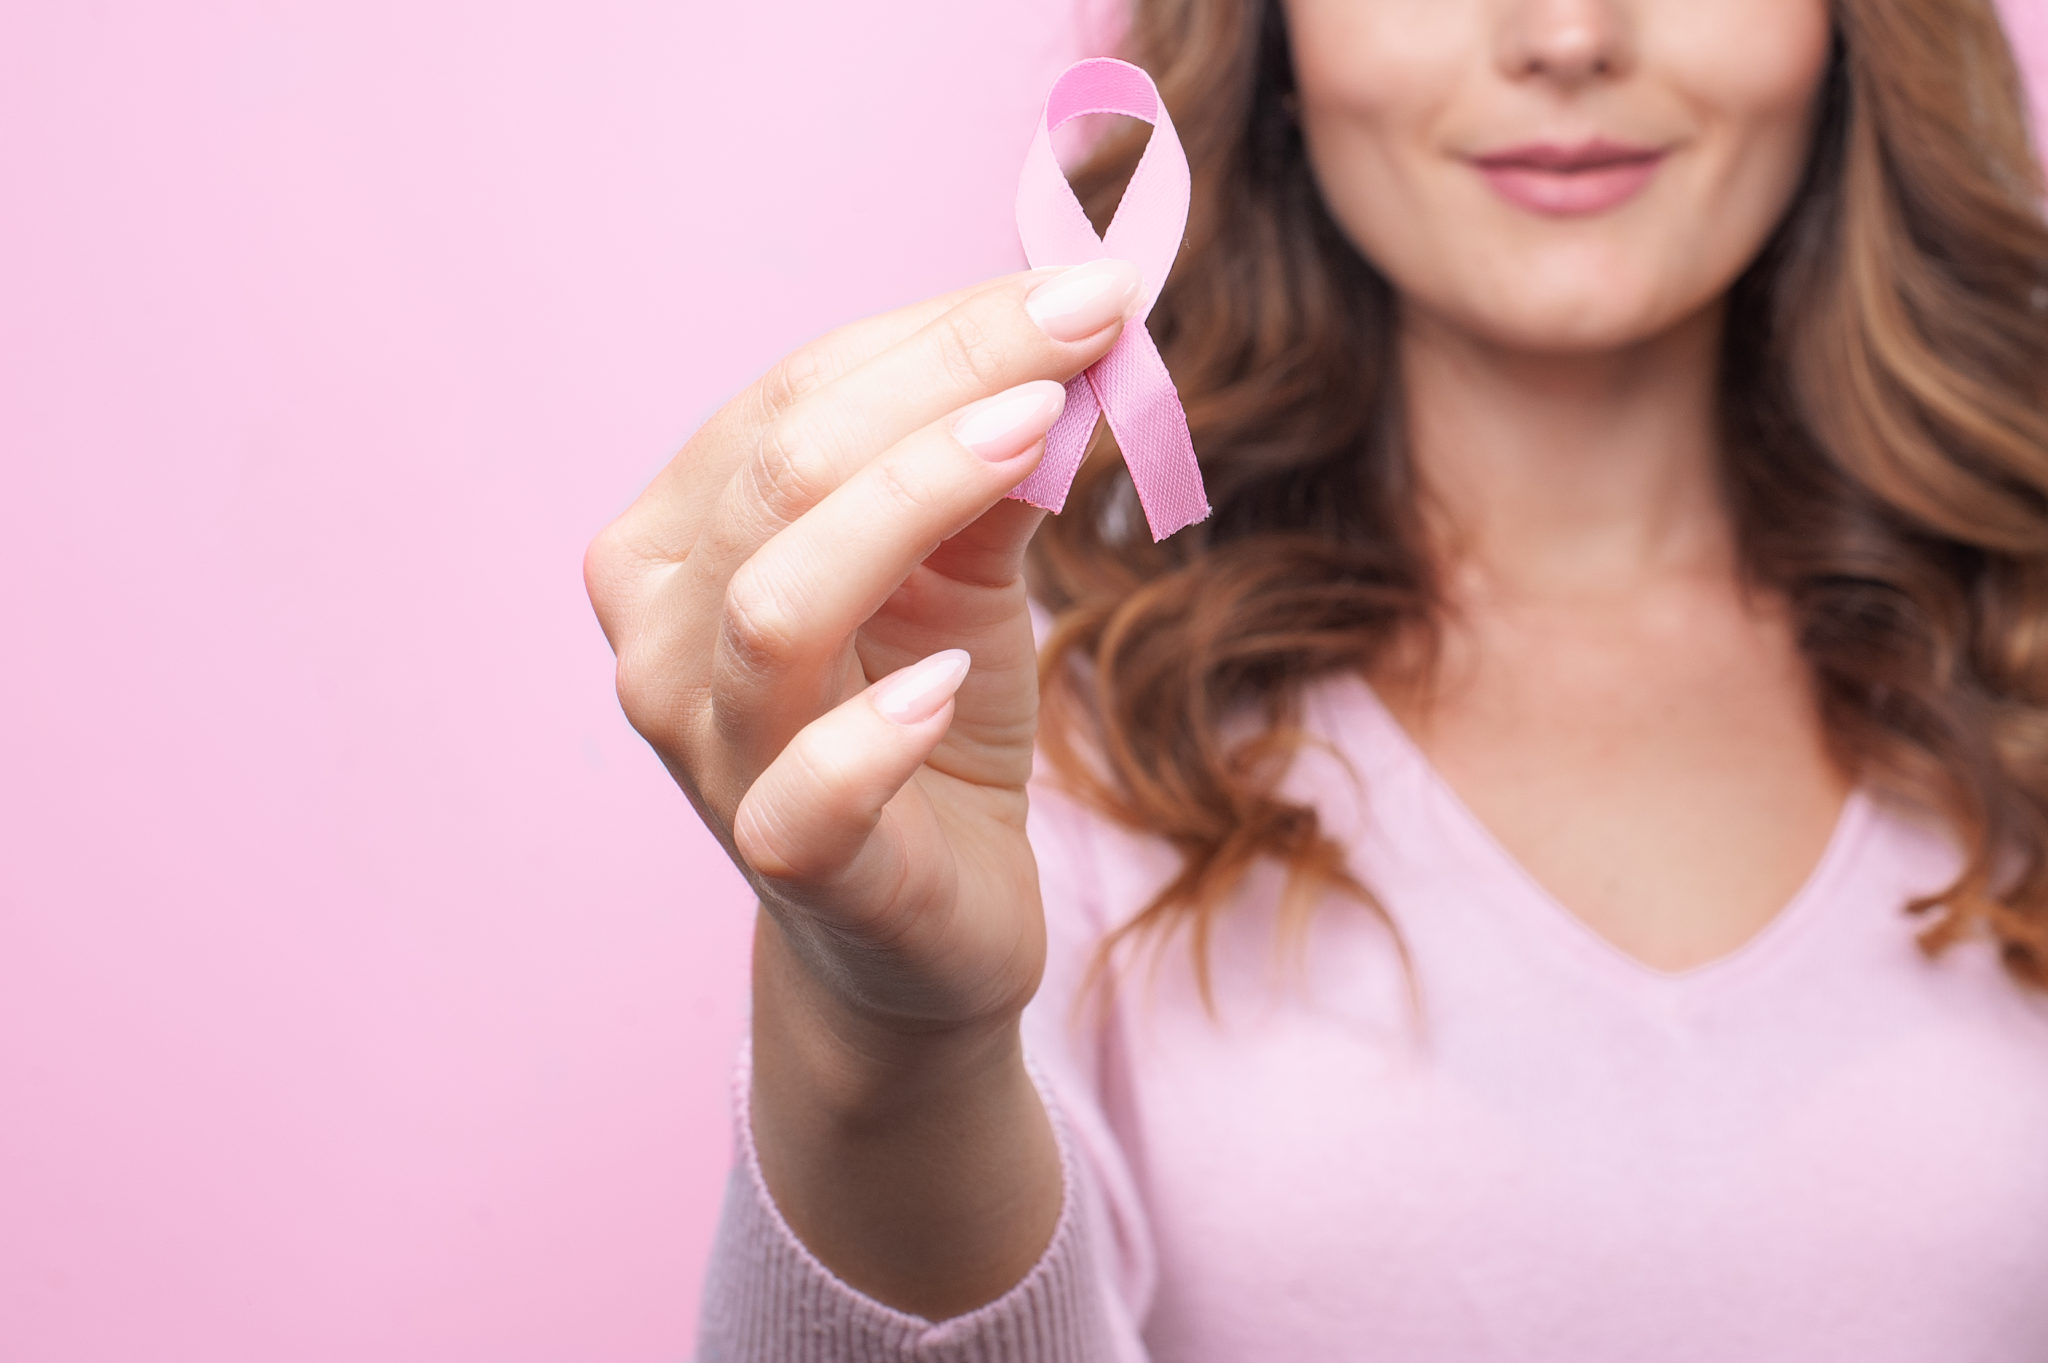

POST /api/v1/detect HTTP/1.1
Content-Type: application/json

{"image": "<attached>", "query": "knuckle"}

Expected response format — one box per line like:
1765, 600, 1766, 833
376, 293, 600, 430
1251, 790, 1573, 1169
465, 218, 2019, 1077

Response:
583, 520, 652, 616
721, 565, 804, 676
935, 308, 1011, 391
759, 342, 831, 417
752, 411, 819, 512
582, 528, 622, 619
731, 798, 802, 881
613, 640, 686, 744
867, 450, 947, 526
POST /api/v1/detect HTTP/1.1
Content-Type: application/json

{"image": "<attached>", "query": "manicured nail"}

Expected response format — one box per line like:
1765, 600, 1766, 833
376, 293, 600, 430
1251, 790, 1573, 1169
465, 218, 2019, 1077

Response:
951, 380, 1067, 462
1024, 258, 1144, 342
872, 649, 971, 725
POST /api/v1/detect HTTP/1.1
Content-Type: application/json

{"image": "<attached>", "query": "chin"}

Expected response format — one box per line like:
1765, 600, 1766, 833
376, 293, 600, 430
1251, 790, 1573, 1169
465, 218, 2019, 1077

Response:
1449, 285, 1703, 357
1497, 314, 1670, 355
1384, 234, 1727, 355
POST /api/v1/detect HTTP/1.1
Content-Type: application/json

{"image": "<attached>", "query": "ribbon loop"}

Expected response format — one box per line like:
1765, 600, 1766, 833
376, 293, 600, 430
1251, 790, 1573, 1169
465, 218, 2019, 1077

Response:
1005, 58, 1211, 542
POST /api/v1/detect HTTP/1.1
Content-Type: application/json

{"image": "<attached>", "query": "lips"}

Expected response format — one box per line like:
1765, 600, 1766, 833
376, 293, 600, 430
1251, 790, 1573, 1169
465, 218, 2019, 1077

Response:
1469, 138, 1668, 216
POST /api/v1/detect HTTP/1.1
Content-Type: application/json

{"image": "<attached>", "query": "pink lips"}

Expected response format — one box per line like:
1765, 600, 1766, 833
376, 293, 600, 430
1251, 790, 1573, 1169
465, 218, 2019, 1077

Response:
1469, 138, 1666, 216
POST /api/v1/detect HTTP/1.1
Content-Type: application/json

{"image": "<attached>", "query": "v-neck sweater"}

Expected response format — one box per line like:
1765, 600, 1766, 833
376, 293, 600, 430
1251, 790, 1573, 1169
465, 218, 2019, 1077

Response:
693, 602, 2048, 1362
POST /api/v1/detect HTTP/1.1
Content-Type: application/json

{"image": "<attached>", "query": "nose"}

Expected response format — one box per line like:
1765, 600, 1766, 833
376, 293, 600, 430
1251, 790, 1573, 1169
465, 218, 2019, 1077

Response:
1495, 0, 1634, 87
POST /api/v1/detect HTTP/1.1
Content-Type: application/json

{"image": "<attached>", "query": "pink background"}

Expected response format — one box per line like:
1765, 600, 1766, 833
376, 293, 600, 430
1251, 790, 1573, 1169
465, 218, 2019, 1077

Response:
0, 3, 2040, 1359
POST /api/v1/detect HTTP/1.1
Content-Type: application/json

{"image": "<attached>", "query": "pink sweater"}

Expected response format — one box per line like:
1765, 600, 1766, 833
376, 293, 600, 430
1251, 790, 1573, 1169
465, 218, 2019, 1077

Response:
693, 603, 2048, 1361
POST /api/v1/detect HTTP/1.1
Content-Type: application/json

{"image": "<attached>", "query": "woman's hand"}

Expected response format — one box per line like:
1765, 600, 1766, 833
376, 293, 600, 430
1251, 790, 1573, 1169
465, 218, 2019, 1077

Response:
584, 259, 1141, 1048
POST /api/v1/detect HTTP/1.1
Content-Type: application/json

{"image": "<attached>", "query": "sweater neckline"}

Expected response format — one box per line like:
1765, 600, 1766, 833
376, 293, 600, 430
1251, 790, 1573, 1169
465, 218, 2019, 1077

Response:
1315, 669, 1877, 1000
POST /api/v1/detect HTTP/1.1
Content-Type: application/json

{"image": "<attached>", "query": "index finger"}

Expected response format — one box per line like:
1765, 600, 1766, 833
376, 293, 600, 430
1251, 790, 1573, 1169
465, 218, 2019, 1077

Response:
604, 266, 1062, 571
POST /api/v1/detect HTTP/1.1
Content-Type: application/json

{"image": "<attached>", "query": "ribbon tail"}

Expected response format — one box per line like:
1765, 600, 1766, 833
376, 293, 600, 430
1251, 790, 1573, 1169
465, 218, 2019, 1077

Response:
1004, 373, 1100, 513
1089, 323, 1210, 541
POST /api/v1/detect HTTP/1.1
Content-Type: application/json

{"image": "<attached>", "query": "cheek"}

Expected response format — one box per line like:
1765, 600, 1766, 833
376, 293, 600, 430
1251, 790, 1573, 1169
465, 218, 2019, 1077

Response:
1650, 6, 1835, 301
1660, 0, 1834, 117
1286, 0, 1470, 115
1285, 2, 1480, 310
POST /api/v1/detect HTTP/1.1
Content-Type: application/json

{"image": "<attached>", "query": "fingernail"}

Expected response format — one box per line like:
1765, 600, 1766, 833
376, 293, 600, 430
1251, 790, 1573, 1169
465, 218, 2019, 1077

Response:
951, 380, 1067, 462
1024, 258, 1144, 342
872, 649, 971, 725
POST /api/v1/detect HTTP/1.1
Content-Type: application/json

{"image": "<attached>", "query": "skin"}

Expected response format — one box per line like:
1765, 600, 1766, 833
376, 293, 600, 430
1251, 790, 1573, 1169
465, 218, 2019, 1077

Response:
581, 0, 1842, 1325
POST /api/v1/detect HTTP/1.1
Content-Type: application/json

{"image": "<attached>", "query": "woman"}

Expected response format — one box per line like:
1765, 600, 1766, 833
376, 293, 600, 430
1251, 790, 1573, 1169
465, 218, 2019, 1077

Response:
583, 0, 2048, 1356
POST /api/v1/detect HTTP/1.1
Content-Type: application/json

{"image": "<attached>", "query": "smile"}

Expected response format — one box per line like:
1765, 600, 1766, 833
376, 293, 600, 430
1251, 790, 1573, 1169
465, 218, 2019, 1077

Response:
1469, 140, 1668, 216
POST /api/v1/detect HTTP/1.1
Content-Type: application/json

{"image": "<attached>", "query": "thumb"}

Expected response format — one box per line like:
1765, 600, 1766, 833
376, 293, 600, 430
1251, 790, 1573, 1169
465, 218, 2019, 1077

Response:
925, 459, 1062, 585
731, 647, 971, 934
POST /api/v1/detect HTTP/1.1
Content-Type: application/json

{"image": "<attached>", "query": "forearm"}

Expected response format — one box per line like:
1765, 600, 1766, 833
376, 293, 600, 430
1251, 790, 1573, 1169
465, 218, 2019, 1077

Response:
746, 904, 1065, 1322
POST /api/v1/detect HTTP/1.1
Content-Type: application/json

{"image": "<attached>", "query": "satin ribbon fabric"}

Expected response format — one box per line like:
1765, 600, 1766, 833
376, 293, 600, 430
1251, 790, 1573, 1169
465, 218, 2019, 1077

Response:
1005, 58, 1212, 542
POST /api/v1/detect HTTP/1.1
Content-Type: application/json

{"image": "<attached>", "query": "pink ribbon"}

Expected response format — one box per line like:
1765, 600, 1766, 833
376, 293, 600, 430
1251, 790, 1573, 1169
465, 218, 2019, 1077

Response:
1004, 58, 1212, 542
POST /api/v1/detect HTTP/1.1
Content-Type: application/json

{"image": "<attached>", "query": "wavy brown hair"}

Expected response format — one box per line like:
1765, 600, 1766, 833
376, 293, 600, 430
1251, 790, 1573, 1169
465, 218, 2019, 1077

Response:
1022, 0, 2048, 1025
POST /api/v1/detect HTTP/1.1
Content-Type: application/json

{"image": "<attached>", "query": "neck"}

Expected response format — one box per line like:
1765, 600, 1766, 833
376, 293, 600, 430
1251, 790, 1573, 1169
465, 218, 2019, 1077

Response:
1395, 296, 1737, 607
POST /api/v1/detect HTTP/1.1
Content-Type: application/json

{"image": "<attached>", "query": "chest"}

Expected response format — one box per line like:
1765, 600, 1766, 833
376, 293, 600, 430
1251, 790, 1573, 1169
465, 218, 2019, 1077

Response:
1111, 882, 2048, 1362
1370, 602, 1850, 974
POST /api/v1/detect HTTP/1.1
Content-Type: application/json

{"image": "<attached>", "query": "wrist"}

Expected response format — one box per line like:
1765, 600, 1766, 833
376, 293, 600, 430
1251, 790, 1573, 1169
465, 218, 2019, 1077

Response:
750, 903, 1027, 1125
